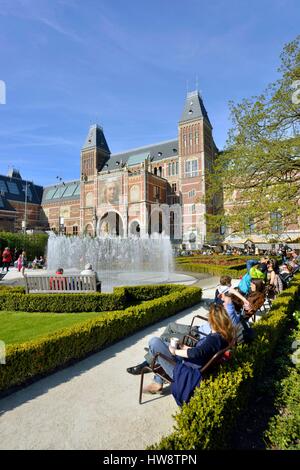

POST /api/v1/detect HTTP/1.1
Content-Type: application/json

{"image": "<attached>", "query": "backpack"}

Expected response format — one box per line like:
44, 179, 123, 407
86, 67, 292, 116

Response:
249, 266, 265, 280
238, 272, 251, 295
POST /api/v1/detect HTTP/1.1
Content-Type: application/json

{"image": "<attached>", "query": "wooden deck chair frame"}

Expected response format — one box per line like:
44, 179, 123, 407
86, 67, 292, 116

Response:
139, 331, 235, 404
241, 292, 268, 323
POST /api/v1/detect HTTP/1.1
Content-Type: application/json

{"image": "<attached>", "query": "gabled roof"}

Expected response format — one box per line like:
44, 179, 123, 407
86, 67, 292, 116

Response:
42, 180, 80, 203
0, 174, 43, 205
82, 124, 110, 154
0, 195, 16, 212
180, 90, 212, 127
104, 139, 178, 171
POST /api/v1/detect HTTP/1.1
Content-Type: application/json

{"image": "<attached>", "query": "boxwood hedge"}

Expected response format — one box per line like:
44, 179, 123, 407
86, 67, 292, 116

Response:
176, 261, 246, 279
0, 284, 187, 313
149, 274, 300, 450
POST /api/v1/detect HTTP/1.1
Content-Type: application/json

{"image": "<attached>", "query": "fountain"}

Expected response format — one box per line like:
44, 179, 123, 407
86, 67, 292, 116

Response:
46, 233, 185, 292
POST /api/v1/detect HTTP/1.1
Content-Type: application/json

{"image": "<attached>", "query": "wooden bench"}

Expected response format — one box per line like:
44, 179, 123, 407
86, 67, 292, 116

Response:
24, 273, 101, 294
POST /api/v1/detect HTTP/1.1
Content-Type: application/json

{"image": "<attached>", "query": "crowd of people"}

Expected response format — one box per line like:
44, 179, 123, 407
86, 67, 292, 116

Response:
0, 246, 46, 277
128, 250, 299, 404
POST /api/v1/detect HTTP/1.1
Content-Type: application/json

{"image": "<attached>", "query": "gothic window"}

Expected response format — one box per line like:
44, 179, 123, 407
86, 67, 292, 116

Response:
270, 212, 283, 233
244, 218, 255, 235
185, 160, 198, 177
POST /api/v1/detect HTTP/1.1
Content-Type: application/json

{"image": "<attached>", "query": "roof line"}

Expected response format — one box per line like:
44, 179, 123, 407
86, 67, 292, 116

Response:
0, 173, 43, 189
112, 138, 178, 157
43, 179, 80, 189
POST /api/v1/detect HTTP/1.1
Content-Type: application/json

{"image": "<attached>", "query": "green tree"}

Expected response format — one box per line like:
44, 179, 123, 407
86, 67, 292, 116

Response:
206, 36, 300, 236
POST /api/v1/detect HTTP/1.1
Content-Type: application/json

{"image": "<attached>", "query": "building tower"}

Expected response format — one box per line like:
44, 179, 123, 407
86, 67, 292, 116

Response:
178, 90, 217, 248
80, 124, 111, 234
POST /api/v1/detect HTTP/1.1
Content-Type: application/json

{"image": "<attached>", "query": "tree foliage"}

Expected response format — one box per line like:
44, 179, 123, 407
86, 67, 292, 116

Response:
206, 36, 300, 236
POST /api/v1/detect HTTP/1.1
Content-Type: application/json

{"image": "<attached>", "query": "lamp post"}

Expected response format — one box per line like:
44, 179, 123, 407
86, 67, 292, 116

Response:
22, 180, 28, 233
56, 176, 65, 235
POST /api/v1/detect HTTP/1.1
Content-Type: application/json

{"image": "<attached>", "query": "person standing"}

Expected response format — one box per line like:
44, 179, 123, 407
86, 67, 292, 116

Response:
2, 247, 12, 272
21, 251, 28, 276
17, 254, 23, 272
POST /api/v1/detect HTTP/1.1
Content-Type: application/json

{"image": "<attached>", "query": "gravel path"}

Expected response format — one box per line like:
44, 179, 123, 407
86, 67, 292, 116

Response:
0, 273, 221, 449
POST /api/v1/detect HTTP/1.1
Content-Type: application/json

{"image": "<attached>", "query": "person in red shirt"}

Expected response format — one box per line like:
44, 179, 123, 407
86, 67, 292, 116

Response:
2, 247, 12, 272
49, 268, 66, 290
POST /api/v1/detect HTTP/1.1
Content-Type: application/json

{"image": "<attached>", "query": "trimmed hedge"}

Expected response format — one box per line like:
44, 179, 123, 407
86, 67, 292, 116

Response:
149, 274, 300, 450
0, 285, 202, 392
176, 261, 246, 279
0, 285, 25, 294
0, 284, 187, 313
264, 311, 300, 450
0, 289, 127, 313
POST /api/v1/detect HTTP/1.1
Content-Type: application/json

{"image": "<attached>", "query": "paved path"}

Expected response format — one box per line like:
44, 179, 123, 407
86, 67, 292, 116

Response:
0, 268, 202, 292
0, 275, 225, 450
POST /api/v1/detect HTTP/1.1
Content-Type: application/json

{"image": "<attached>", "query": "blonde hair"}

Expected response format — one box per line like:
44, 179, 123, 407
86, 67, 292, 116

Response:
208, 303, 236, 344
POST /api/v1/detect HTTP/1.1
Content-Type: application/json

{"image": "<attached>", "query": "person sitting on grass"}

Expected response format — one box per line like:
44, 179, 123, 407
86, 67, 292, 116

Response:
142, 303, 236, 401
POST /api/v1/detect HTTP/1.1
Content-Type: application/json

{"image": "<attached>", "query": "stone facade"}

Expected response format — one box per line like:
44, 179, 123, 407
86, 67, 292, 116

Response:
40, 90, 218, 248
2, 89, 299, 247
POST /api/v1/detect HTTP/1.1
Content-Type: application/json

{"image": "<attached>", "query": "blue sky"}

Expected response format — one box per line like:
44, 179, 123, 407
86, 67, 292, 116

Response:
0, 0, 299, 186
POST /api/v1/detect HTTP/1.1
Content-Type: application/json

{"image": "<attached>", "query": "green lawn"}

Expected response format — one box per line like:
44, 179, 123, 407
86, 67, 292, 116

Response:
0, 311, 108, 345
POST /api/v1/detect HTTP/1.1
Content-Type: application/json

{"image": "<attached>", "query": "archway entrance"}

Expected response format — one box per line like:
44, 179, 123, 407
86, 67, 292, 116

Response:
99, 211, 124, 236
85, 223, 94, 236
129, 221, 141, 237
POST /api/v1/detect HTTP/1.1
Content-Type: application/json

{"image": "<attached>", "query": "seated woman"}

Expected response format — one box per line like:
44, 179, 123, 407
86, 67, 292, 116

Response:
143, 303, 236, 395
243, 279, 265, 320
266, 260, 283, 299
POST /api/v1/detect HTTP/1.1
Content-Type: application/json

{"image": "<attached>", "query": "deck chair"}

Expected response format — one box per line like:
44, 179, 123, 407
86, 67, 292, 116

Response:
139, 331, 235, 404
242, 295, 267, 323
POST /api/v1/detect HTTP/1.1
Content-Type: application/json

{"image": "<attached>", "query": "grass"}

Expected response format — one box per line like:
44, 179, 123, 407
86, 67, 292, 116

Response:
0, 311, 109, 345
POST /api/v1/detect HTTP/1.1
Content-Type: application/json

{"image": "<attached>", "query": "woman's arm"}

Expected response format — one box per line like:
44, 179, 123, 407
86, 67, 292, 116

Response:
169, 344, 189, 358
229, 287, 250, 309
270, 271, 276, 285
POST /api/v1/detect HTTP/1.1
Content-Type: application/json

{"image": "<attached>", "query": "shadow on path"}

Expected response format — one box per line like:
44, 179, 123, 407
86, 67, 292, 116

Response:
0, 300, 208, 416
